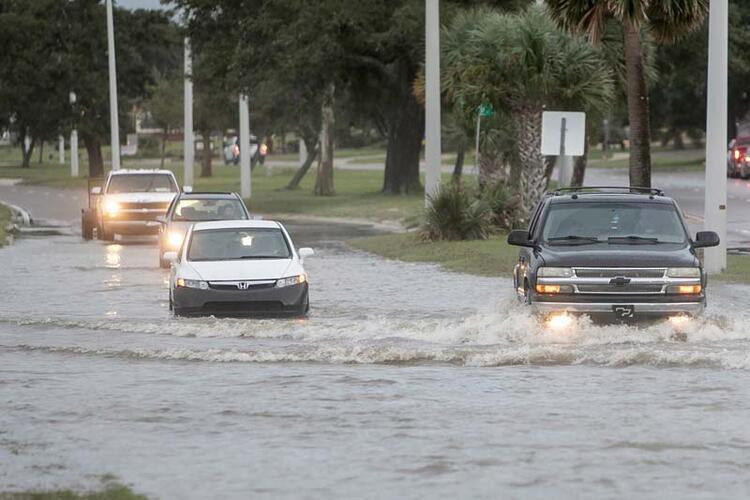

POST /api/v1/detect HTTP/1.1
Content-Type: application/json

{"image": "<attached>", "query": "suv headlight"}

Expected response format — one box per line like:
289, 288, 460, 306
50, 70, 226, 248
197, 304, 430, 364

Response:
537, 267, 574, 278
666, 267, 701, 278
176, 278, 208, 290
276, 275, 306, 288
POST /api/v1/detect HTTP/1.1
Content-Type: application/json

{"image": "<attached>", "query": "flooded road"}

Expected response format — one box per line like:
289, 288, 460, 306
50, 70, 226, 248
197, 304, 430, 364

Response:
2, 187, 750, 498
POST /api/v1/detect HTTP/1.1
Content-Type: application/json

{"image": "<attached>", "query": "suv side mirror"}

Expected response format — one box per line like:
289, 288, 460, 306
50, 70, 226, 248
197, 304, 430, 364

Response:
693, 231, 720, 248
90, 186, 102, 195
507, 230, 534, 247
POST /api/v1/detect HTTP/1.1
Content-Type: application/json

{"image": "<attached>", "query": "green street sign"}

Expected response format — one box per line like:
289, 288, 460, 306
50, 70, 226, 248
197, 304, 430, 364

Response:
479, 103, 494, 117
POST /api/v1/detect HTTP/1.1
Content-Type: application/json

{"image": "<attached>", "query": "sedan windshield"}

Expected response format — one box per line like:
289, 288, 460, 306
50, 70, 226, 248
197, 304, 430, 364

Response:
188, 228, 291, 261
172, 199, 247, 222
107, 174, 177, 193
542, 202, 687, 244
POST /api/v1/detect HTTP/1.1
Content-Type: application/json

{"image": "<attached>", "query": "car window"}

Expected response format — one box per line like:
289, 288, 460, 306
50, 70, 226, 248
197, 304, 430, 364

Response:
172, 199, 247, 221
541, 202, 687, 244
188, 228, 291, 261
107, 174, 177, 193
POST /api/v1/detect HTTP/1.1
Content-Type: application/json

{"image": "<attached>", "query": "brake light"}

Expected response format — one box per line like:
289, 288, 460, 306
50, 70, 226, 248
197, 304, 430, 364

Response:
734, 147, 746, 162
260, 144, 268, 155
233, 145, 240, 156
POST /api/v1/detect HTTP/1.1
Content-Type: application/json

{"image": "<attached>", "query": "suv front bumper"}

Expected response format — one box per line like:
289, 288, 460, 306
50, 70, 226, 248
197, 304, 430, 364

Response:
531, 301, 704, 317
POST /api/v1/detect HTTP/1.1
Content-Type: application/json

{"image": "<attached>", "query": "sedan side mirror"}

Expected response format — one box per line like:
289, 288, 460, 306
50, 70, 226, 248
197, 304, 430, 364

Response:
507, 230, 534, 247
298, 247, 314, 258
90, 186, 102, 195
693, 231, 720, 248
163, 251, 179, 264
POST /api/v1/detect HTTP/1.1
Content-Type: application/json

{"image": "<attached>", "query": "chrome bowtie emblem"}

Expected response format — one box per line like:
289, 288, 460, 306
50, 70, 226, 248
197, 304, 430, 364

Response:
609, 276, 631, 286
237, 282, 250, 290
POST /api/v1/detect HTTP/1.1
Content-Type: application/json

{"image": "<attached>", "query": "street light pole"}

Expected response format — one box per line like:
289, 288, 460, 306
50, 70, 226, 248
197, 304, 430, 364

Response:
105, 0, 121, 171
70, 91, 79, 178
424, 0, 441, 206
183, 37, 194, 190
704, 0, 728, 273
239, 94, 252, 199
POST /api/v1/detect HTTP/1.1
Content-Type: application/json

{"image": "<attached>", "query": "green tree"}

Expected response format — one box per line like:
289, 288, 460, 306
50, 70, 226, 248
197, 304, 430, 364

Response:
143, 72, 183, 168
545, 0, 708, 188
441, 6, 614, 220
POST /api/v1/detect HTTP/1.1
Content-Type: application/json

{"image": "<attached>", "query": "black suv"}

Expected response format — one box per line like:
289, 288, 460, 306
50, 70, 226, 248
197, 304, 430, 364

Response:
507, 187, 720, 320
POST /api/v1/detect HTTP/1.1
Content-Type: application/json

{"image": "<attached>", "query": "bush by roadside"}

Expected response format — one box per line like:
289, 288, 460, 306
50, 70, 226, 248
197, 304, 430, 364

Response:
0, 203, 13, 247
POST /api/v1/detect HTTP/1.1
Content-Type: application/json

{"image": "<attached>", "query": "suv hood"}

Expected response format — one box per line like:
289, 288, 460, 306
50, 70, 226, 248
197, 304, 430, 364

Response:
188, 259, 295, 281
539, 243, 699, 268
104, 192, 177, 203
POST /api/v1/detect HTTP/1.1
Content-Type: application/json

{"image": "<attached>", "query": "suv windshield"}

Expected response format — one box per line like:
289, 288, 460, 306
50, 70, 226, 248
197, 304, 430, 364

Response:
107, 174, 177, 194
173, 199, 247, 222
542, 202, 687, 244
188, 228, 291, 261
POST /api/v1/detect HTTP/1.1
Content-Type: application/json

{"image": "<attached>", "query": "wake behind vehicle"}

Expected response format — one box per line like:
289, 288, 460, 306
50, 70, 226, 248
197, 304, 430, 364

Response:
507, 187, 720, 324
166, 220, 314, 317
82, 169, 179, 241
157, 191, 250, 268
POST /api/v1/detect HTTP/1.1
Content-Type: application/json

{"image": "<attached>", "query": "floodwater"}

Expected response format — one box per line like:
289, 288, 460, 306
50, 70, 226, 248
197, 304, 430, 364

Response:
2, 218, 750, 498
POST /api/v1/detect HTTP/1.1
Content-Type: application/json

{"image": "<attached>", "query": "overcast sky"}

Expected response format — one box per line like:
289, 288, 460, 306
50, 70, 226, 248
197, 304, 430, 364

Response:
118, 0, 166, 10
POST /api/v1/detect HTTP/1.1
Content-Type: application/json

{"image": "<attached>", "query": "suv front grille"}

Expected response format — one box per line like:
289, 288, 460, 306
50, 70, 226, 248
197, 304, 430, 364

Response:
577, 284, 664, 294
574, 268, 666, 279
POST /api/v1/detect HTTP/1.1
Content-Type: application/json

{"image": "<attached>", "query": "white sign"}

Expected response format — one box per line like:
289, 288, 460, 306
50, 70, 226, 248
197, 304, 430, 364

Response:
541, 111, 586, 156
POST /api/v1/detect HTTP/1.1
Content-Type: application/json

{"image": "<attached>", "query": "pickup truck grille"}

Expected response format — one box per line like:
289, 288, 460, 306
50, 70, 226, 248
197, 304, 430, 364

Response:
574, 268, 665, 279
118, 202, 170, 210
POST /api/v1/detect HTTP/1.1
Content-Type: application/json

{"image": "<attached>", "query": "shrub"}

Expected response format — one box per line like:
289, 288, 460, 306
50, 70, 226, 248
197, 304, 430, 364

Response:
480, 180, 519, 229
422, 184, 495, 241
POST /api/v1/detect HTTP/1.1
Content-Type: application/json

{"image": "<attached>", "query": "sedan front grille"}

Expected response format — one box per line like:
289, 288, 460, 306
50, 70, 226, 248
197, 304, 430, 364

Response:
208, 281, 276, 291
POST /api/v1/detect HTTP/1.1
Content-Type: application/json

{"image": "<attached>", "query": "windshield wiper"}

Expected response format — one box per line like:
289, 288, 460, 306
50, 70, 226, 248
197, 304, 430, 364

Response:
547, 235, 602, 245
608, 235, 660, 244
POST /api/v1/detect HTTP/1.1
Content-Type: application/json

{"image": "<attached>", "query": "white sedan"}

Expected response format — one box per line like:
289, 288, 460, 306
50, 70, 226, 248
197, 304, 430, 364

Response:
164, 220, 314, 317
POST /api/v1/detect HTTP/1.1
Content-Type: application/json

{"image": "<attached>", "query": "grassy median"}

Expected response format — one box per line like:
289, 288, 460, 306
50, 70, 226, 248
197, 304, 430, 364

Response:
0, 485, 146, 500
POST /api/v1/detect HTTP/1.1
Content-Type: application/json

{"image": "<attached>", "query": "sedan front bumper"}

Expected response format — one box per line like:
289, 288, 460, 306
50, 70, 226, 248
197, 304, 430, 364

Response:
173, 282, 308, 316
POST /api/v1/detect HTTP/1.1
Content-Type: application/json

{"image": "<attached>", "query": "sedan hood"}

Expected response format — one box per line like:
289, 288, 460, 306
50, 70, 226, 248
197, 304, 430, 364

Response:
188, 259, 295, 281
539, 243, 699, 268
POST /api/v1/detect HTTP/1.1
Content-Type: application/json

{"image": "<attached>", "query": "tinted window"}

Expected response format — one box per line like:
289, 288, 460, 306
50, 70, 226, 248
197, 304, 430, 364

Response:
173, 199, 246, 221
188, 228, 290, 261
107, 174, 177, 193
542, 202, 687, 244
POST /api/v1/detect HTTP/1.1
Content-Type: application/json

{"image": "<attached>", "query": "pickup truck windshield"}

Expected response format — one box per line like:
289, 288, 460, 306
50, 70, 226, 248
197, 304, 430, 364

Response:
542, 202, 687, 244
173, 199, 247, 221
107, 174, 177, 194
188, 228, 291, 261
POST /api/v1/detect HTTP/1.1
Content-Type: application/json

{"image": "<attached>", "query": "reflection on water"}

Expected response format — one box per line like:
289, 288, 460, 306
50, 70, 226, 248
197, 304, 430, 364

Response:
2, 221, 750, 498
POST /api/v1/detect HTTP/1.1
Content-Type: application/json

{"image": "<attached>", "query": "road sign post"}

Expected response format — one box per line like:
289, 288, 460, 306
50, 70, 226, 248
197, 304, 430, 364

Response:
424, 0, 441, 206
541, 111, 586, 187
58, 136, 65, 165
105, 0, 120, 171
703, 0, 728, 273
239, 94, 252, 199
475, 104, 493, 176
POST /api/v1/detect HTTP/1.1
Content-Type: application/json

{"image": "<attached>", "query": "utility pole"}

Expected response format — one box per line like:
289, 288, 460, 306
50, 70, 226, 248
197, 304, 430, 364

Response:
105, 0, 120, 171
183, 37, 194, 190
424, 0, 441, 205
704, 0, 728, 273
239, 94, 251, 199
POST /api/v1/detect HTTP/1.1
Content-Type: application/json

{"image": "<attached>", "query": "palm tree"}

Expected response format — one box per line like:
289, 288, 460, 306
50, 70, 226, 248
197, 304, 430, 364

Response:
545, 0, 708, 188
441, 6, 614, 221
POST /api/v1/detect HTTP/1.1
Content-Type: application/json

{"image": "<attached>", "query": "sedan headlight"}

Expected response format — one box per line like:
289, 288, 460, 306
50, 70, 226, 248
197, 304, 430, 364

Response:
104, 200, 120, 216
276, 275, 306, 288
666, 267, 701, 278
176, 278, 208, 290
167, 231, 184, 248
537, 267, 574, 278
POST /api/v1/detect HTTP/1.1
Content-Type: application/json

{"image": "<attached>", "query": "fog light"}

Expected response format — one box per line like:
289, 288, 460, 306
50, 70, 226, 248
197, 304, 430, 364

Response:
668, 315, 692, 326
546, 313, 574, 331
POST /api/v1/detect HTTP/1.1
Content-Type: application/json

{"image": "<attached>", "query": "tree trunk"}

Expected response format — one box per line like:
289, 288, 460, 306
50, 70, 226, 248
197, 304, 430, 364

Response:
200, 130, 212, 178
571, 142, 589, 188
286, 137, 319, 190
83, 134, 104, 178
314, 84, 335, 196
382, 61, 424, 194
623, 22, 652, 188
160, 127, 168, 169
38, 140, 44, 164
452, 143, 465, 186
20, 135, 35, 168
513, 104, 545, 223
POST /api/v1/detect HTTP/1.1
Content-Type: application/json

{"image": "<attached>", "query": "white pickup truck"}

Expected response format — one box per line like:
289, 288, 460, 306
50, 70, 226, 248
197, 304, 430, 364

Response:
82, 169, 179, 241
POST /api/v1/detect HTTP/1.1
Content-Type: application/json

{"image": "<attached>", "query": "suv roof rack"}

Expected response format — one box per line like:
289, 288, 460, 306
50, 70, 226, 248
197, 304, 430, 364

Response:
549, 186, 664, 197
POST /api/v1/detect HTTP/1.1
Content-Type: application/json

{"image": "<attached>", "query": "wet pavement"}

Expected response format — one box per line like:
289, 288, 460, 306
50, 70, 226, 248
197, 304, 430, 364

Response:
2, 185, 750, 498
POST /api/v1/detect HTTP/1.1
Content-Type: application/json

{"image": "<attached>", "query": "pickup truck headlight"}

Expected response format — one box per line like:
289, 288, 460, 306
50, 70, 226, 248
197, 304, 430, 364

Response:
167, 231, 184, 248
176, 278, 208, 290
537, 267, 574, 278
104, 200, 120, 216
276, 275, 306, 288
666, 267, 701, 278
